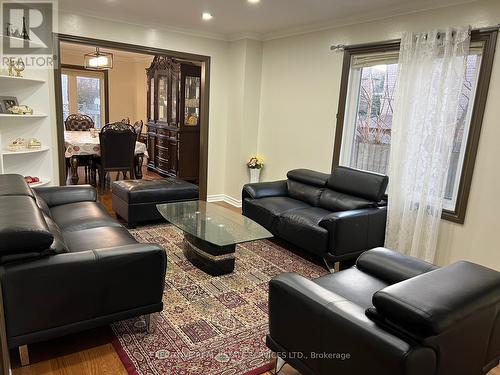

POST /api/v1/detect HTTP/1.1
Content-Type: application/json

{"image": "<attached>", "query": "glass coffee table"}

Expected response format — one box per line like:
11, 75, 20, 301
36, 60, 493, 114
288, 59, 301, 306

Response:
157, 201, 273, 276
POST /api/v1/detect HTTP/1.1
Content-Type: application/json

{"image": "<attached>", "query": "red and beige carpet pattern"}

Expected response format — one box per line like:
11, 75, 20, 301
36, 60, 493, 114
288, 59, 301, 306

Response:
111, 224, 327, 375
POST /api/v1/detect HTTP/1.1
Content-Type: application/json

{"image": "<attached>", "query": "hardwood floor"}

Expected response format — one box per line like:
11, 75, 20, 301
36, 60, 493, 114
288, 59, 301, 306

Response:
11, 167, 500, 375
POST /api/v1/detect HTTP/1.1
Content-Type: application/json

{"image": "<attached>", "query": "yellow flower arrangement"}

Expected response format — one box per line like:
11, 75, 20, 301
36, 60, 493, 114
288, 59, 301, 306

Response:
247, 155, 264, 169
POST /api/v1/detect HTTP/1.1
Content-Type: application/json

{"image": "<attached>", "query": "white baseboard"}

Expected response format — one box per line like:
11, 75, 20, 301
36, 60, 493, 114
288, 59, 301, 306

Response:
207, 194, 242, 208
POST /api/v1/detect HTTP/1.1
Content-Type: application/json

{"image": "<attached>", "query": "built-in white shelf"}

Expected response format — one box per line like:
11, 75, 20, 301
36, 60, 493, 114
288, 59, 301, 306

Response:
27, 178, 51, 188
2, 146, 49, 155
0, 113, 47, 118
0, 75, 46, 84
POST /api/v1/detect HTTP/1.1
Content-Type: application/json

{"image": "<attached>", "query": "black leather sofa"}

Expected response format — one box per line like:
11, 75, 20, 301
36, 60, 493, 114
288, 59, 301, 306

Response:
0, 174, 166, 364
242, 167, 388, 269
267, 248, 500, 375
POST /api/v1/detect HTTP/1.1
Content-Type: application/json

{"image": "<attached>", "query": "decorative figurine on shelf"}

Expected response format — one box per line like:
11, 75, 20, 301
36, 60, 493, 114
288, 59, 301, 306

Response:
7, 58, 15, 77
13, 59, 25, 77
7, 105, 33, 115
21, 16, 30, 40
8, 138, 26, 151
27, 138, 42, 149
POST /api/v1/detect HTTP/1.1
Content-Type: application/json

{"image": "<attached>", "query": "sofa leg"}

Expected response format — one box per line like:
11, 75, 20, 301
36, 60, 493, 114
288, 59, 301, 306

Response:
323, 258, 339, 273
19, 345, 29, 366
144, 313, 157, 334
274, 356, 286, 374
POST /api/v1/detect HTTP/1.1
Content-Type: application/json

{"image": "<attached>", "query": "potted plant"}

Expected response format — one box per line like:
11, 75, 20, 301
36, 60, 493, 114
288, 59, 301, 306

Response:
247, 155, 264, 183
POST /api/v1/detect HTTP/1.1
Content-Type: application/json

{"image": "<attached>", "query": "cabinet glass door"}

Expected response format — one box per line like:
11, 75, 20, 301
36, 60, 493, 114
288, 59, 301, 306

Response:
184, 76, 200, 126
149, 77, 155, 121
158, 75, 168, 122
171, 74, 178, 125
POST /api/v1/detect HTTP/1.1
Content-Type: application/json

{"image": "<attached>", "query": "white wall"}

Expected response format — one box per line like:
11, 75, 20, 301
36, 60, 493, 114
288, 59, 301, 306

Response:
55, 2, 500, 270
57, 11, 231, 196
256, 0, 500, 270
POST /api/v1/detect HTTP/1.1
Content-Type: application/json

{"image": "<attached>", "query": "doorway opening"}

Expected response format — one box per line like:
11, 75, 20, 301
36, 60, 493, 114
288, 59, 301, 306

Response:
54, 34, 210, 200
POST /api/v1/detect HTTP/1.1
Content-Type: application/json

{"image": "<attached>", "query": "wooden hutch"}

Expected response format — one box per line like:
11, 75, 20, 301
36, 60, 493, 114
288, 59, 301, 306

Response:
146, 56, 201, 182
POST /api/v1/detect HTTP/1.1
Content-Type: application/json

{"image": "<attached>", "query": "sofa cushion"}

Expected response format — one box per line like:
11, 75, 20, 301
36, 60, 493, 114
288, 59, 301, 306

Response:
327, 166, 388, 202
314, 268, 389, 309
243, 197, 310, 232
63, 226, 137, 252
287, 180, 323, 206
318, 189, 376, 212
287, 169, 329, 187
0, 174, 34, 197
276, 207, 331, 256
0, 196, 53, 254
51, 201, 122, 232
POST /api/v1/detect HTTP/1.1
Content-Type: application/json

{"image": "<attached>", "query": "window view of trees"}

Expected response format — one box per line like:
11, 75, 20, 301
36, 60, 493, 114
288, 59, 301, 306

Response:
350, 63, 398, 174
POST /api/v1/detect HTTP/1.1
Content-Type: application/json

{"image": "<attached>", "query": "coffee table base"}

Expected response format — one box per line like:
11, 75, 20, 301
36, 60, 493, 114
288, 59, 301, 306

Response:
183, 233, 236, 276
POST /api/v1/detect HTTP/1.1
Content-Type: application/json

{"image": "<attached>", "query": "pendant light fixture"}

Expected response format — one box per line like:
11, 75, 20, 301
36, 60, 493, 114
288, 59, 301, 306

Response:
84, 47, 113, 70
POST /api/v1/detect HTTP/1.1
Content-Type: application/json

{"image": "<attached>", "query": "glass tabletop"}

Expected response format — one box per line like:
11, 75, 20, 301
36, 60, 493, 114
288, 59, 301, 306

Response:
157, 201, 273, 247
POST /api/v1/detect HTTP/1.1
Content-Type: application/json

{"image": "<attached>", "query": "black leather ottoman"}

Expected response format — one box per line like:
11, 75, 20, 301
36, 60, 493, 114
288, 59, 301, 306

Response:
112, 178, 199, 228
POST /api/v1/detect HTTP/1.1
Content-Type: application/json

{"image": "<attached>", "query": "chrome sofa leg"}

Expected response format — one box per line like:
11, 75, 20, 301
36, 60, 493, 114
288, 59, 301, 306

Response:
274, 356, 286, 374
19, 345, 29, 366
323, 258, 339, 273
144, 313, 157, 334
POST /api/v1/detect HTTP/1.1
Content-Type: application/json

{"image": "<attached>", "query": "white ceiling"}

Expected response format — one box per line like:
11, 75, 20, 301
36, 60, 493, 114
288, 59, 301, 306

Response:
59, 0, 475, 40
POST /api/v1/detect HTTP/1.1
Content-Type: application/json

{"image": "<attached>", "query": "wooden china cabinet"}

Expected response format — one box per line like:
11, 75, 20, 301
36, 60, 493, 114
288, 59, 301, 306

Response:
146, 56, 201, 182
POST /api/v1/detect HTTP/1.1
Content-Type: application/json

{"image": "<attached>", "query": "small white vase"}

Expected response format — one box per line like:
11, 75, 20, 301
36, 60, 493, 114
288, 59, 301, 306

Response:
249, 168, 261, 183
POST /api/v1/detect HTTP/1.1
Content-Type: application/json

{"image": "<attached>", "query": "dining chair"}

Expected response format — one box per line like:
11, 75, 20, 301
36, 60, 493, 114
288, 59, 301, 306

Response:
64, 114, 95, 183
93, 122, 136, 191
64, 113, 95, 131
133, 120, 144, 141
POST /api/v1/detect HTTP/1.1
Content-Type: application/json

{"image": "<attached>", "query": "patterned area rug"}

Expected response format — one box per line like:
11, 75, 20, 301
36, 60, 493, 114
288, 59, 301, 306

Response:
111, 224, 327, 375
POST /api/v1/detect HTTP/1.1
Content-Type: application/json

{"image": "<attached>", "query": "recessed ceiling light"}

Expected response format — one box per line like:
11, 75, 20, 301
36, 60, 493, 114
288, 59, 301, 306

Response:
202, 12, 213, 21
248, 0, 260, 3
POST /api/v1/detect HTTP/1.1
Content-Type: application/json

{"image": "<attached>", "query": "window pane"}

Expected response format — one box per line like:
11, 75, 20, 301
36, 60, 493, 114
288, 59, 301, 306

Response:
341, 63, 398, 175
61, 74, 69, 122
443, 51, 482, 210
76, 76, 101, 127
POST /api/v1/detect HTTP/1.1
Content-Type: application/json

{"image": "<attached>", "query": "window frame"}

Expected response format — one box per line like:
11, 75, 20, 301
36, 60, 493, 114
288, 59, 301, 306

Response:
60, 64, 110, 126
332, 28, 498, 224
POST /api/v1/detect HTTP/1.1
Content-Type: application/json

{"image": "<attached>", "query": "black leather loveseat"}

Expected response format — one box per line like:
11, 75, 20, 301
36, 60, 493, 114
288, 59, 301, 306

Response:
242, 167, 388, 269
0, 174, 166, 364
267, 248, 500, 375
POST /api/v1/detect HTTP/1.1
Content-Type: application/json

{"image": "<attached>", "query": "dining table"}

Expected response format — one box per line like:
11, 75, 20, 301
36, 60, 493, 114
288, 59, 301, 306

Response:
64, 130, 148, 184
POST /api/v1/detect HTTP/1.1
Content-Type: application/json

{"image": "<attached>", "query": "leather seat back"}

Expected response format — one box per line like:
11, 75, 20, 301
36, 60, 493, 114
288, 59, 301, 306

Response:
286, 169, 329, 207
318, 167, 388, 212
0, 174, 69, 264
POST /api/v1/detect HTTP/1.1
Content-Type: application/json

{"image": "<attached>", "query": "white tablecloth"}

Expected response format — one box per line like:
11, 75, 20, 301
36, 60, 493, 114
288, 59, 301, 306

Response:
64, 131, 148, 158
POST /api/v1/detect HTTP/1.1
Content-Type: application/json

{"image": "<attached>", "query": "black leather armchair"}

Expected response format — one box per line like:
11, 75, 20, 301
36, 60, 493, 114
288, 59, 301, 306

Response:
242, 167, 388, 269
267, 248, 500, 375
0, 174, 167, 365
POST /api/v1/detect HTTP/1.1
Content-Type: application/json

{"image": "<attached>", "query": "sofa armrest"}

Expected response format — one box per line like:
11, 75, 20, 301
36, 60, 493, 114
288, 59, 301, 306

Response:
242, 180, 287, 200
319, 207, 387, 258
0, 243, 166, 346
373, 261, 500, 337
356, 248, 438, 284
33, 185, 97, 207
268, 273, 436, 374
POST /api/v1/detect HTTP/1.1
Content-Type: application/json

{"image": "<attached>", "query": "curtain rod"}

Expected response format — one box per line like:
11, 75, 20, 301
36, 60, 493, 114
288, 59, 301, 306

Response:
330, 24, 500, 52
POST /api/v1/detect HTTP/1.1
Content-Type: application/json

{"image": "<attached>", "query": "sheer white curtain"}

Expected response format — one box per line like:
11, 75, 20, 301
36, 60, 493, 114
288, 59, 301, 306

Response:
386, 28, 470, 262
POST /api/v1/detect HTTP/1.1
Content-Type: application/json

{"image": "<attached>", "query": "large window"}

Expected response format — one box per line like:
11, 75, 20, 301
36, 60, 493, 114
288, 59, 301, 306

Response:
333, 29, 497, 223
61, 66, 108, 128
